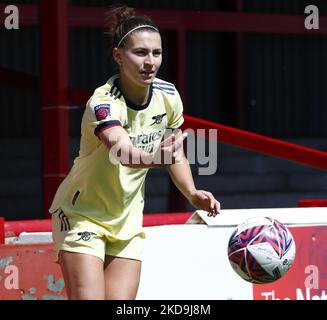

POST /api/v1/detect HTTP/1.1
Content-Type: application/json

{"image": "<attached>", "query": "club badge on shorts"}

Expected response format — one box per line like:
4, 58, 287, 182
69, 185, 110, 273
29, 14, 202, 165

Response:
94, 104, 111, 121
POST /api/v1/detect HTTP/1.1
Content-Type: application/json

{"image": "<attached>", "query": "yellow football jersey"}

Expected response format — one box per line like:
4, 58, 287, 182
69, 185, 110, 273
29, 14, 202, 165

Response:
49, 75, 184, 240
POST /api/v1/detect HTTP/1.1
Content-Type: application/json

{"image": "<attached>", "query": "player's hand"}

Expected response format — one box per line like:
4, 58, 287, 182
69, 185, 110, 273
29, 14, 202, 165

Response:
187, 190, 220, 217
154, 131, 187, 165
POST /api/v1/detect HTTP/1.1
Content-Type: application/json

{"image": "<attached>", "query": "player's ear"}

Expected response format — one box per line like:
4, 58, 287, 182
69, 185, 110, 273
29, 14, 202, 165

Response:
112, 48, 122, 66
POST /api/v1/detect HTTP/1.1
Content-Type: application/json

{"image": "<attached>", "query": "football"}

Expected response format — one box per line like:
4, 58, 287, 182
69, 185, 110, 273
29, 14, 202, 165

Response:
227, 216, 296, 284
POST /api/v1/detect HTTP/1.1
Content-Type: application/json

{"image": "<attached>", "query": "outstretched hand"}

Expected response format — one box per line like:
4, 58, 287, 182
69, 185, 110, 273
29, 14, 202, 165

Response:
154, 131, 188, 165
188, 190, 220, 217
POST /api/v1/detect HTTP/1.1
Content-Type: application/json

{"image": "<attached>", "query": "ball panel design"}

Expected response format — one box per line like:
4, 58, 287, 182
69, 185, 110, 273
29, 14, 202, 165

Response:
227, 216, 296, 284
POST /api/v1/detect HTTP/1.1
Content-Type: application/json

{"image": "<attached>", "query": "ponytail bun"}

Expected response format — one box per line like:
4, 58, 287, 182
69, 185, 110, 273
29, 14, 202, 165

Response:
114, 6, 135, 26
105, 5, 158, 50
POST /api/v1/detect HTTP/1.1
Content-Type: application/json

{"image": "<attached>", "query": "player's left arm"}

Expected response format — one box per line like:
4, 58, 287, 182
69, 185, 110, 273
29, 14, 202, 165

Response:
167, 153, 221, 217
165, 86, 220, 216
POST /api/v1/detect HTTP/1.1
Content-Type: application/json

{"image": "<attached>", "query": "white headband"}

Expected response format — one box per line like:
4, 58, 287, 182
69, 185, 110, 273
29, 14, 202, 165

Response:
117, 25, 159, 48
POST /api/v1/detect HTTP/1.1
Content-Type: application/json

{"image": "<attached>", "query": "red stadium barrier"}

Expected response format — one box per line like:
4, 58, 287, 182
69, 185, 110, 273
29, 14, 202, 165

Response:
142, 212, 192, 226
2, 213, 193, 240
4, 219, 52, 238
298, 199, 327, 207
0, 218, 4, 244
182, 115, 327, 171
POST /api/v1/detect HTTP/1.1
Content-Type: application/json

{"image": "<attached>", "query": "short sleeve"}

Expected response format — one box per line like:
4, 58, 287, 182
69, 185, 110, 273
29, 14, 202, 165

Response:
87, 97, 123, 137
167, 89, 184, 129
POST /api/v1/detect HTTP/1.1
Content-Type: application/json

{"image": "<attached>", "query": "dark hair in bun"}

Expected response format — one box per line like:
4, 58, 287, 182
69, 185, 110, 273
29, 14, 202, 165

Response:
105, 5, 159, 50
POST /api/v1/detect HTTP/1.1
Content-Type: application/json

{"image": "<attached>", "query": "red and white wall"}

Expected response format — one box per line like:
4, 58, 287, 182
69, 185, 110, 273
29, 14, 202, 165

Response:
0, 207, 326, 300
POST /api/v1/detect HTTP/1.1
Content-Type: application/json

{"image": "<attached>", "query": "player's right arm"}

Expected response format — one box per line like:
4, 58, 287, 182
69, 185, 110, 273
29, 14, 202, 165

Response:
98, 126, 186, 169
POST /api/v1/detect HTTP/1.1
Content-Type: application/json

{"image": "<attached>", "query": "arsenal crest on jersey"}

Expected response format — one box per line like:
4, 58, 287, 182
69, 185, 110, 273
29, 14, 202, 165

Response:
94, 104, 111, 121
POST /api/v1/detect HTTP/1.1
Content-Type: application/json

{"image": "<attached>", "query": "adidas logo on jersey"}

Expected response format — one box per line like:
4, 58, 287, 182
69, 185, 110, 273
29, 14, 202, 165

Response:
58, 210, 71, 232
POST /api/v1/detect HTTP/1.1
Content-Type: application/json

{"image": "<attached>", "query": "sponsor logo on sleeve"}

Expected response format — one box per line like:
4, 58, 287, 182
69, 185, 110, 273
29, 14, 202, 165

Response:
94, 104, 111, 121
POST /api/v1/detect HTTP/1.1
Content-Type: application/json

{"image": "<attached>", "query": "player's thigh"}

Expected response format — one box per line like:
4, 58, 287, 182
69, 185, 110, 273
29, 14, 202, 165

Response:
104, 255, 142, 300
59, 251, 105, 300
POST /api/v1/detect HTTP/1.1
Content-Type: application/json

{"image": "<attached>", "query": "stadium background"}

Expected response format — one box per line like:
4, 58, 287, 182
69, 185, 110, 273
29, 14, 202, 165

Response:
1, 0, 327, 221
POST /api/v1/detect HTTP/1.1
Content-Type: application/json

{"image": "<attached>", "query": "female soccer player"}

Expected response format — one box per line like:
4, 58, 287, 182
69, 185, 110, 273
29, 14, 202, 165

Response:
49, 6, 221, 300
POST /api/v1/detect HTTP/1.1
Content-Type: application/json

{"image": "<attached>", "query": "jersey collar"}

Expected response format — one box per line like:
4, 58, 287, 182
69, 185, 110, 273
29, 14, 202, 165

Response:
112, 77, 153, 111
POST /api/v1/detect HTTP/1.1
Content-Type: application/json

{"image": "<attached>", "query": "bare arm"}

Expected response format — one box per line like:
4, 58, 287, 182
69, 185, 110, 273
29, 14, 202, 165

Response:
167, 153, 221, 216
98, 126, 186, 169
98, 126, 153, 168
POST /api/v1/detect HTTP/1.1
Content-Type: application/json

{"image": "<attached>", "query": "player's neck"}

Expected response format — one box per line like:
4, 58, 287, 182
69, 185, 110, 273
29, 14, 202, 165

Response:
118, 76, 150, 106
